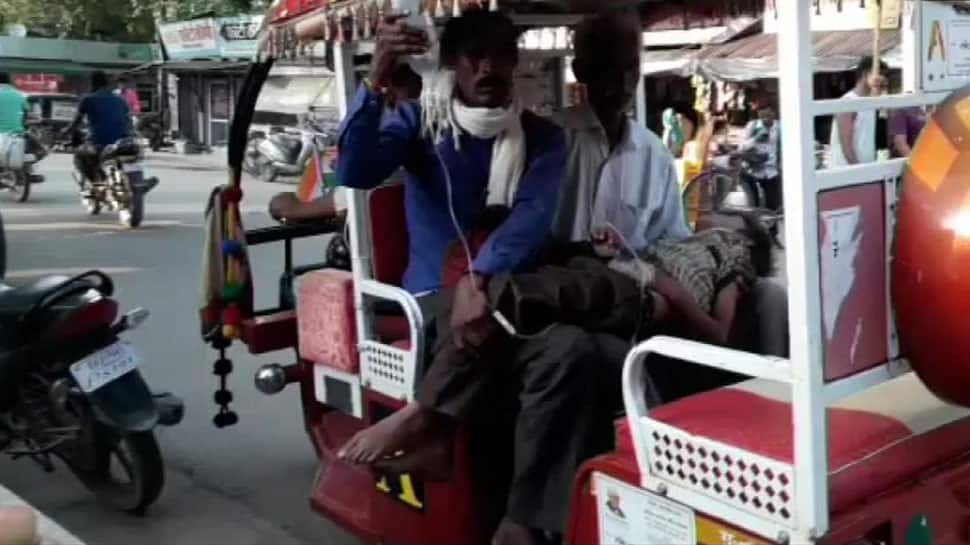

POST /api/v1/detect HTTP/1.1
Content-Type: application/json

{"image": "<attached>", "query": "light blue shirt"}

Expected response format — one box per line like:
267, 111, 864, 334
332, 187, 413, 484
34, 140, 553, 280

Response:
551, 105, 690, 252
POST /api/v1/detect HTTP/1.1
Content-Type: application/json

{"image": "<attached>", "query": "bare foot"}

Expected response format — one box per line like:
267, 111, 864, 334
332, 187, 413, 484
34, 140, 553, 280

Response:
491, 518, 537, 545
0, 506, 39, 545
373, 431, 454, 481
338, 402, 441, 465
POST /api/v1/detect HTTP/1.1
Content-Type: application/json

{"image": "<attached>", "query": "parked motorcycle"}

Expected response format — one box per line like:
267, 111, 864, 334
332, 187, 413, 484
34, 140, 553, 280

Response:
0, 134, 47, 203
74, 138, 158, 228
135, 113, 175, 152
0, 244, 183, 513
244, 118, 336, 183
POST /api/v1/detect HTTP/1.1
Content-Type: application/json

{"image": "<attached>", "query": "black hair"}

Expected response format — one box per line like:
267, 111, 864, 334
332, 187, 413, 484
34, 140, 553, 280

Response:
573, 9, 641, 65
856, 55, 889, 80
718, 210, 777, 277
0, 73, 10, 84
91, 70, 109, 90
439, 7, 519, 68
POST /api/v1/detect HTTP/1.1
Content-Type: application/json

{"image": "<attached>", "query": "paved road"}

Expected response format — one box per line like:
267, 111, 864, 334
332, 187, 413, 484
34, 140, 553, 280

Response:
0, 153, 353, 544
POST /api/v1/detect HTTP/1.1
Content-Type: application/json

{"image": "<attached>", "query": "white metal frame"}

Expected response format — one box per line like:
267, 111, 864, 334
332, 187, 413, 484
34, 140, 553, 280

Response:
620, 1, 950, 542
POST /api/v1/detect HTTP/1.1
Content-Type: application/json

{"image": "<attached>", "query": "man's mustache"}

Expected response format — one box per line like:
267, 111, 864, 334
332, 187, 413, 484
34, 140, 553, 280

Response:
475, 77, 507, 90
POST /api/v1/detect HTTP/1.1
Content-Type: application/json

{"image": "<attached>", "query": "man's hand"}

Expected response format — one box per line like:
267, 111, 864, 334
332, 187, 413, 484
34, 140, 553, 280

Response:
592, 226, 622, 258
450, 274, 492, 349
371, 13, 429, 89
269, 192, 300, 222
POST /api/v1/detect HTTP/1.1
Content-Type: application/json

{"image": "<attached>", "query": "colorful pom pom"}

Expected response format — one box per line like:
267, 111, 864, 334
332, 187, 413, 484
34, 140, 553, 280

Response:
223, 304, 243, 326
221, 186, 243, 204
222, 283, 244, 302
221, 239, 244, 258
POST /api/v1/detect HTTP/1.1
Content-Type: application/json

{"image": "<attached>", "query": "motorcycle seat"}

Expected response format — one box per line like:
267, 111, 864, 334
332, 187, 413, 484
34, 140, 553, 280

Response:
101, 139, 141, 162
0, 276, 71, 346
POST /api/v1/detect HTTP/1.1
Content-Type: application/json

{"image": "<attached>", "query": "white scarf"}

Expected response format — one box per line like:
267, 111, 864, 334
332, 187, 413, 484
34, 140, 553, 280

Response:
420, 69, 525, 207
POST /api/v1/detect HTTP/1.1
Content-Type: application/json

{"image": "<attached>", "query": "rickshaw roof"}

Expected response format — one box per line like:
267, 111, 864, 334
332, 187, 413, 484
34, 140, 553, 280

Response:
267, 0, 646, 25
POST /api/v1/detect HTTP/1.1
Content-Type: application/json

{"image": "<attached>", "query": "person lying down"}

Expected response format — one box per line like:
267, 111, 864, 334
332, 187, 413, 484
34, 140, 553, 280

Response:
337, 211, 776, 473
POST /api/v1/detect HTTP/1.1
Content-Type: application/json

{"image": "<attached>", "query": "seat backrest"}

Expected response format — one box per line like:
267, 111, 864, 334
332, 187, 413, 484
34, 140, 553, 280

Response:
368, 183, 409, 286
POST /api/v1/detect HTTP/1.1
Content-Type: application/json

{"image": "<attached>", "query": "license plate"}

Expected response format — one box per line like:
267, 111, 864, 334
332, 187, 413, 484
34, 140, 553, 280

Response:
70, 341, 141, 393
51, 102, 77, 122
594, 473, 696, 545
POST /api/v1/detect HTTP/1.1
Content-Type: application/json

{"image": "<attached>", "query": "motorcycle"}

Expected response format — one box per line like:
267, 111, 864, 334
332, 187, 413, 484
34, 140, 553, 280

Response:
0, 133, 47, 203
244, 117, 336, 183
0, 244, 183, 513
74, 138, 158, 229
135, 113, 175, 152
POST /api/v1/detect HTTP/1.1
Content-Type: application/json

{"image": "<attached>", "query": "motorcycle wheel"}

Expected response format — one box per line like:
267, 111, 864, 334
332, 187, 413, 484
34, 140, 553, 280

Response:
69, 428, 165, 515
10, 171, 30, 203
119, 194, 144, 228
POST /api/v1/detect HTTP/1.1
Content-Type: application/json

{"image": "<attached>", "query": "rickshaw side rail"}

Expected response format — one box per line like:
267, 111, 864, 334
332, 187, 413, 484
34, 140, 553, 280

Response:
357, 278, 425, 401
245, 220, 341, 246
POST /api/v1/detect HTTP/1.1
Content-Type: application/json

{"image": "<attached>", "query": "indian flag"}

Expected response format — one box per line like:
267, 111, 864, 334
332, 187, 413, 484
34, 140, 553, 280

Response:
297, 147, 339, 202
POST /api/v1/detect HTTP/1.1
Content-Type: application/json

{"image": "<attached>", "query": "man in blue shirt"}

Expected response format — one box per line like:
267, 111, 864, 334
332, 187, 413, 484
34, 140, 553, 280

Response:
336, 9, 605, 544
64, 71, 132, 182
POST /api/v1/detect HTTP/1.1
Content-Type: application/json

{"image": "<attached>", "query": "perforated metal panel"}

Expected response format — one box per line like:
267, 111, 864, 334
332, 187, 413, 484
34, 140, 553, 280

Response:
644, 419, 795, 526
360, 340, 416, 401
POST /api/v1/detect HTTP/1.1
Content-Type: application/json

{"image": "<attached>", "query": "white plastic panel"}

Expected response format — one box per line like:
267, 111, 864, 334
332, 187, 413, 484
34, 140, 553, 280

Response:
359, 340, 417, 402
644, 419, 795, 527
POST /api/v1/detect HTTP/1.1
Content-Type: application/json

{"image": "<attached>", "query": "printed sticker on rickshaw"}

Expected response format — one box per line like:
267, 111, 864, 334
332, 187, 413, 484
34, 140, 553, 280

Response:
593, 473, 696, 545
376, 472, 425, 511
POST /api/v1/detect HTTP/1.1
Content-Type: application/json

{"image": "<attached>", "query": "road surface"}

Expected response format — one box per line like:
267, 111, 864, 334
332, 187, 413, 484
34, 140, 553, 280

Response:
0, 152, 353, 545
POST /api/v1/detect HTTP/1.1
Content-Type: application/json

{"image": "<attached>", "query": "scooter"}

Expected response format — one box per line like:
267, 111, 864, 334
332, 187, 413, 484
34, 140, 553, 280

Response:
0, 213, 183, 514
0, 133, 47, 203
244, 118, 335, 183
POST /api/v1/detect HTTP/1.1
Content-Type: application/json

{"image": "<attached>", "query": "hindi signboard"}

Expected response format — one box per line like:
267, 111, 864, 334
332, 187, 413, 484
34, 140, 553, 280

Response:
920, 1, 970, 92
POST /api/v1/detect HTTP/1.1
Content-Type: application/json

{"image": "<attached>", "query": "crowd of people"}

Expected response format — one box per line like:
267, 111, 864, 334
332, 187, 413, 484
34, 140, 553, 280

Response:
270, 7, 786, 545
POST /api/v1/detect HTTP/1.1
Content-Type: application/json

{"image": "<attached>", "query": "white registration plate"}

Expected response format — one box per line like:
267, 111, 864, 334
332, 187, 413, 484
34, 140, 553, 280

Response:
70, 341, 141, 393
51, 102, 77, 122
594, 473, 696, 545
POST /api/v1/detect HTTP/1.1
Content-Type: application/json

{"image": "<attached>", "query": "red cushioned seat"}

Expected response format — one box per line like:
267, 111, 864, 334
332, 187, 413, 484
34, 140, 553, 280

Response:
618, 374, 970, 514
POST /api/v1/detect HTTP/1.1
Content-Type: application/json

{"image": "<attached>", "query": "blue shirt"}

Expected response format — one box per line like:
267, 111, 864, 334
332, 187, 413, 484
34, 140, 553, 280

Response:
79, 90, 130, 147
337, 86, 566, 294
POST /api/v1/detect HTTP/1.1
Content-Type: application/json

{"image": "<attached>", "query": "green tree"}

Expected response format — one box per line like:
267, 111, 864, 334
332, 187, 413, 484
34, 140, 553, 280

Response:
0, 0, 270, 42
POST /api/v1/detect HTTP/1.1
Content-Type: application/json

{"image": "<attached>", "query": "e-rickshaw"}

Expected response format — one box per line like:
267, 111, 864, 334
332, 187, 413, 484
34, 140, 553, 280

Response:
199, 0, 970, 543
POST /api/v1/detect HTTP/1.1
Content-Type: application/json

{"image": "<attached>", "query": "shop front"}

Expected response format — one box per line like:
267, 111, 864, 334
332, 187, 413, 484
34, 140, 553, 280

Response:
158, 15, 263, 149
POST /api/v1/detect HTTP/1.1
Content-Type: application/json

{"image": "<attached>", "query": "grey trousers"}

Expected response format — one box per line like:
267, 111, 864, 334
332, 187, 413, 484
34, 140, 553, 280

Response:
415, 292, 628, 534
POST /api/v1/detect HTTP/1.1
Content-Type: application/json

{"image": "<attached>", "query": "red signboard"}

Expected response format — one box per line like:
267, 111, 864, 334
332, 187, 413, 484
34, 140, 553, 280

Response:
13, 74, 63, 93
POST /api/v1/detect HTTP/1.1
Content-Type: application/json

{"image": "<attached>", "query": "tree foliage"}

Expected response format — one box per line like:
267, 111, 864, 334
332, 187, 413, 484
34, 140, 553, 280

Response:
0, 0, 270, 42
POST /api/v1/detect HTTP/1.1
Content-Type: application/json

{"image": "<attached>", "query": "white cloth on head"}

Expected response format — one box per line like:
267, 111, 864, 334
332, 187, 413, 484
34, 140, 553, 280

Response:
419, 68, 525, 207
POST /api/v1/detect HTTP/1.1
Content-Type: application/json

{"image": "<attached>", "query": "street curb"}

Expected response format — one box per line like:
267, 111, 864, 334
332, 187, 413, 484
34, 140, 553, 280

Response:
0, 485, 84, 545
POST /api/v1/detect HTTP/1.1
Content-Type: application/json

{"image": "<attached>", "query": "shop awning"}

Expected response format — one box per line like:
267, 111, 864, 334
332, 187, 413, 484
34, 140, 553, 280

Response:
0, 58, 125, 75
255, 73, 337, 115
161, 60, 251, 73
695, 29, 901, 82
641, 48, 696, 76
